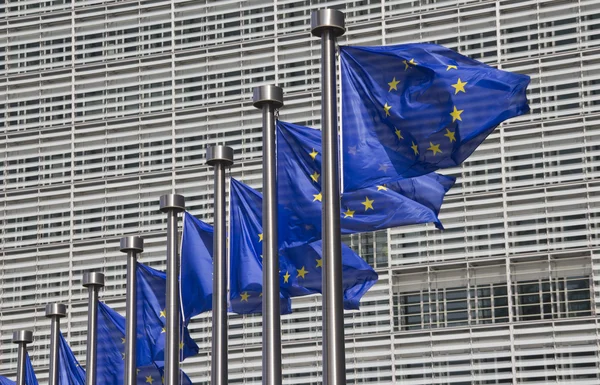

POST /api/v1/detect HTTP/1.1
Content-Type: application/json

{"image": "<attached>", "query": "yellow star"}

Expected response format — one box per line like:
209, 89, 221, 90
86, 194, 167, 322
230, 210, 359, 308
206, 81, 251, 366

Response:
444, 128, 456, 142
259, 292, 263, 297
309, 148, 318, 160
161, 327, 165, 333
159, 309, 166, 318
258, 233, 263, 242
450, 106, 464, 122
316, 258, 323, 268
348, 146, 357, 155
395, 127, 403, 140
378, 163, 390, 172
240, 292, 250, 302
297, 266, 308, 279
377, 185, 388, 191
313, 192, 322, 202
343, 208, 355, 218
451, 78, 467, 94
411, 141, 419, 155
310, 171, 320, 183
427, 142, 442, 155
161, 376, 164, 384
446, 64, 457, 71
179, 341, 184, 350
383, 103, 392, 117
283, 271, 290, 283
388, 77, 400, 92
409, 58, 417, 66
146, 375, 154, 384
260, 254, 263, 259
362, 197, 374, 211
121, 337, 126, 344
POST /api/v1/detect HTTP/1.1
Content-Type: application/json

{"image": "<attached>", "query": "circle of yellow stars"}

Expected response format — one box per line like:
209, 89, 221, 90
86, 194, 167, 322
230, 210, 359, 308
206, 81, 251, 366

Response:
379, 61, 466, 157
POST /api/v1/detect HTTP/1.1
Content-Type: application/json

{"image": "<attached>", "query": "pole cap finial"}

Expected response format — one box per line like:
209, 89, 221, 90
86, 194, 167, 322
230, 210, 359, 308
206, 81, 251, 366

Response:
12, 330, 33, 344
120, 236, 144, 253
311, 9, 346, 38
206, 145, 234, 167
45, 303, 67, 318
159, 194, 185, 213
82, 272, 105, 288
252, 85, 284, 109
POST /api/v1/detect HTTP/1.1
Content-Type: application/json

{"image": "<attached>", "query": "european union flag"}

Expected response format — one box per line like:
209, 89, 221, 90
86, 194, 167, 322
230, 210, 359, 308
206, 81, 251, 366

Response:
0, 377, 13, 385
229, 178, 292, 315
58, 333, 85, 385
25, 352, 38, 385
96, 302, 193, 385
139, 362, 193, 385
136, 263, 199, 363
276, 120, 455, 247
339, 44, 530, 191
230, 178, 378, 311
180, 212, 213, 323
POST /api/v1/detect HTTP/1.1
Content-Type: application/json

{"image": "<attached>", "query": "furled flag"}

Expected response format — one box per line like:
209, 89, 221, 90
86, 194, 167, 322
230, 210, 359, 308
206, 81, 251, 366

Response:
276, 120, 455, 248
230, 178, 378, 311
136, 263, 199, 364
180, 212, 214, 323
58, 333, 85, 385
339, 43, 530, 191
0, 376, 14, 385
25, 352, 38, 385
96, 302, 192, 385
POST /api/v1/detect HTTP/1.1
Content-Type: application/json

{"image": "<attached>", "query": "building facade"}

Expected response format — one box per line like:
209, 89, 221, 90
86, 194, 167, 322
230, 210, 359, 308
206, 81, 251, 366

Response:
1, 0, 600, 384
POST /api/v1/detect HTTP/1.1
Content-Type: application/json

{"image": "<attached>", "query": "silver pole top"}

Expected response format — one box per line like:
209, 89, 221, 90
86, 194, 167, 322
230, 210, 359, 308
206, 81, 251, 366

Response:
252, 85, 284, 109
120, 236, 144, 253
45, 303, 67, 318
82, 272, 105, 288
311, 9, 346, 38
159, 194, 185, 213
12, 330, 33, 344
206, 145, 235, 167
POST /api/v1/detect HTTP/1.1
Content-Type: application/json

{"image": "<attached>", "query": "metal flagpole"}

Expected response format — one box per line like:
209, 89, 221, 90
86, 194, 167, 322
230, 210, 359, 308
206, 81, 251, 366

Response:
310, 9, 347, 385
83, 272, 105, 385
206, 145, 234, 385
159, 194, 185, 385
45, 303, 67, 385
12, 330, 33, 385
252, 85, 284, 385
120, 236, 144, 385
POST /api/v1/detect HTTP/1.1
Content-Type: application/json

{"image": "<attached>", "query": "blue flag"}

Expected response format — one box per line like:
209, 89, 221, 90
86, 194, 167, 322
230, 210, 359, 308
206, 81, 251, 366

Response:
96, 302, 193, 385
180, 212, 213, 323
230, 178, 378, 311
0, 376, 14, 385
136, 263, 199, 364
58, 333, 85, 385
25, 352, 38, 385
229, 178, 292, 315
339, 44, 530, 191
276, 120, 455, 246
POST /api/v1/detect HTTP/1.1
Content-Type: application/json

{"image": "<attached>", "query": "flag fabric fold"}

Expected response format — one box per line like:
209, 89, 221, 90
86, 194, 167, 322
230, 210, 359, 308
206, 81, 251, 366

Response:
180, 212, 214, 323
229, 178, 378, 312
96, 302, 192, 385
339, 43, 530, 190
136, 263, 199, 364
0, 376, 14, 385
58, 333, 86, 385
276, 120, 455, 245
25, 352, 38, 385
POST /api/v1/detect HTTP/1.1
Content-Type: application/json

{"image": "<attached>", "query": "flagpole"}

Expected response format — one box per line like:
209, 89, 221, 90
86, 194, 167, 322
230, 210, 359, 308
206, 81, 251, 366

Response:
12, 330, 33, 385
310, 9, 347, 385
83, 272, 104, 385
159, 194, 185, 385
206, 145, 234, 385
252, 85, 284, 385
120, 236, 144, 385
45, 303, 67, 385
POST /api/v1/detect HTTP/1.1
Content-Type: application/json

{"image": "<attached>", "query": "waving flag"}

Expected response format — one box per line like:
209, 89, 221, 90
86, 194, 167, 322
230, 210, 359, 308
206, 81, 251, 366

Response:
340, 43, 529, 190
58, 333, 85, 385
